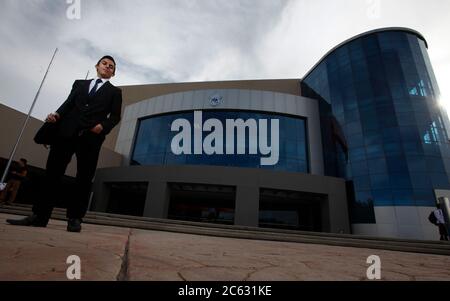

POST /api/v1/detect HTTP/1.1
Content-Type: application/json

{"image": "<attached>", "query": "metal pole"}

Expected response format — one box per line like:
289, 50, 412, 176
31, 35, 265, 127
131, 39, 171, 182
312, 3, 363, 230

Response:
0, 48, 58, 191
85, 70, 89, 80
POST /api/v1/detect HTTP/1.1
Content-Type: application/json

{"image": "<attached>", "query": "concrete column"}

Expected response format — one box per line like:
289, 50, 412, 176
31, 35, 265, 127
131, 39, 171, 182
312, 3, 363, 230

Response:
91, 182, 110, 212
320, 198, 331, 233
327, 180, 350, 234
143, 181, 169, 218
234, 186, 259, 227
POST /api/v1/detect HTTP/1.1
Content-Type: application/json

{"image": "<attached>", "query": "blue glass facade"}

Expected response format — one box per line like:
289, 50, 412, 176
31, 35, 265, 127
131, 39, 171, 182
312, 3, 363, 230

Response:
131, 110, 309, 173
302, 30, 450, 223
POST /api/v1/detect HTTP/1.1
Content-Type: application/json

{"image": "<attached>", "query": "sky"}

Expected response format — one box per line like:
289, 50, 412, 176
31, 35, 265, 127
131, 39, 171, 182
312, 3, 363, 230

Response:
0, 0, 450, 120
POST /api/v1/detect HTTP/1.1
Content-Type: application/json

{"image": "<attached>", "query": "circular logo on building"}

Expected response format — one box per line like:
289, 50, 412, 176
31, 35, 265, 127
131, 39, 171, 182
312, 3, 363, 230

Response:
209, 94, 223, 107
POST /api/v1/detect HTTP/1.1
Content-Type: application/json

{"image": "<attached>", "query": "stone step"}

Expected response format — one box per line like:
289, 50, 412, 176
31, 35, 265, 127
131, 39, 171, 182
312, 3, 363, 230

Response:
0, 204, 441, 242
1, 204, 449, 255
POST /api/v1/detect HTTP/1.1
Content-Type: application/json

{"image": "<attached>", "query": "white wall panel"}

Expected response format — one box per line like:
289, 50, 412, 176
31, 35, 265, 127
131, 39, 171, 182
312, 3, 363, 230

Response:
116, 89, 324, 175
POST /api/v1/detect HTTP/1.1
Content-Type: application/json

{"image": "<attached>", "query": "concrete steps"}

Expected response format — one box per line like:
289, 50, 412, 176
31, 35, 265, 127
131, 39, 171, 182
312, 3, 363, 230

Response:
1, 204, 450, 256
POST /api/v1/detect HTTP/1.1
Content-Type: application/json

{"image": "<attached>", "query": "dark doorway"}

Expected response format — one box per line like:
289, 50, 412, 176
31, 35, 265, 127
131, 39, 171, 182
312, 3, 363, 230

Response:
105, 182, 147, 216
0, 157, 76, 208
168, 183, 236, 225
259, 188, 324, 231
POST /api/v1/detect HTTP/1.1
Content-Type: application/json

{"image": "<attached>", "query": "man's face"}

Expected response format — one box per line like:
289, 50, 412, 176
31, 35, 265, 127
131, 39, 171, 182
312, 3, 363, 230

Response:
96, 58, 115, 79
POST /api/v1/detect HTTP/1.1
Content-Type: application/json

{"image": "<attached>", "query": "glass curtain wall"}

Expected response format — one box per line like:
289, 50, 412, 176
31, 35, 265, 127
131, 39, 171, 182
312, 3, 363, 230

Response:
302, 30, 450, 223
131, 110, 309, 173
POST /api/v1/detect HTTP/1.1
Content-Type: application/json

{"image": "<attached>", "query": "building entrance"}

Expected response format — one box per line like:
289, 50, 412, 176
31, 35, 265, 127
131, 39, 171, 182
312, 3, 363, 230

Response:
168, 183, 236, 225
105, 182, 147, 216
259, 188, 324, 231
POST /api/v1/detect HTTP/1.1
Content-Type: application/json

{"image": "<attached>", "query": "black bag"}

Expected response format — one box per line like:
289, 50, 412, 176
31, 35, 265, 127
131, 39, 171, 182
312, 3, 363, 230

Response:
34, 122, 59, 145
428, 211, 438, 225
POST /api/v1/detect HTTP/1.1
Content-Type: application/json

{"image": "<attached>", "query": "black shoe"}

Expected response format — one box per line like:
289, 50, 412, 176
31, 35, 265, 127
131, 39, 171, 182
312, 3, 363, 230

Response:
6, 214, 48, 227
67, 218, 82, 232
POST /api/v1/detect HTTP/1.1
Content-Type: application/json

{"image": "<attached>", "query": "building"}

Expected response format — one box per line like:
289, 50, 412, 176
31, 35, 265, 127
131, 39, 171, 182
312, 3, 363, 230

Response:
301, 27, 450, 238
91, 27, 450, 239
2, 27, 449, 240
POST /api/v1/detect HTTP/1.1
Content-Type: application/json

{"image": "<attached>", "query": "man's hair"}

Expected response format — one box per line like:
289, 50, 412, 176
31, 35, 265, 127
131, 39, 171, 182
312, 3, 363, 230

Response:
96, 55, 116, 74
19, 158, 27, 165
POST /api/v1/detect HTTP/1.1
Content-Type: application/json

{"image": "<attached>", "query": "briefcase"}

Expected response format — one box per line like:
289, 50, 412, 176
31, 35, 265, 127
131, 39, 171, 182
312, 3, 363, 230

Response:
34, 122, 59, 145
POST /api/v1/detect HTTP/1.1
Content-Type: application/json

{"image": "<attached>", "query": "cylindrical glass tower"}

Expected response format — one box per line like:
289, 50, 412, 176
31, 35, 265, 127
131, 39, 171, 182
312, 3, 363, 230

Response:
302, 28, 450, 238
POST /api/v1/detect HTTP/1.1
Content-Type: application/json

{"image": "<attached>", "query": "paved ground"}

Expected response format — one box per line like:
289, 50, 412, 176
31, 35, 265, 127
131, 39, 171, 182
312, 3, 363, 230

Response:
0, 213, 449, 281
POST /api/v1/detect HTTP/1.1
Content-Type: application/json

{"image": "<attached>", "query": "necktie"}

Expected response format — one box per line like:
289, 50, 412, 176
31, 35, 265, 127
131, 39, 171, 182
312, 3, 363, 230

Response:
89, 79, 103, 97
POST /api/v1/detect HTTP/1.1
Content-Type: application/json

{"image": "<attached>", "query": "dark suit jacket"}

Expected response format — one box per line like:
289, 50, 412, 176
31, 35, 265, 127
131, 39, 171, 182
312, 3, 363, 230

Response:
55, 79, 122, 138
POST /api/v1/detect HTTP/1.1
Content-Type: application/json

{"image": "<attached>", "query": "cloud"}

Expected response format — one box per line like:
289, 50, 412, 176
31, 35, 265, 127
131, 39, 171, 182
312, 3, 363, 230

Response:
0, 0, 449, 120
55, 0, 288, 82
254, 0, 450, 114
0, 0, 288, 119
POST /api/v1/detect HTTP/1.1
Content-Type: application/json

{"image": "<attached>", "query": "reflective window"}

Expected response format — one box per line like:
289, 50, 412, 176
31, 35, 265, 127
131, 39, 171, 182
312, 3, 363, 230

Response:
392, 189, 413, 205
368, 158, 387, 174
372, 189, 393, 206
370, 173, 390, 190
413, 189, 435, 206
131, 110, 309, 173
302, 30, 450, 222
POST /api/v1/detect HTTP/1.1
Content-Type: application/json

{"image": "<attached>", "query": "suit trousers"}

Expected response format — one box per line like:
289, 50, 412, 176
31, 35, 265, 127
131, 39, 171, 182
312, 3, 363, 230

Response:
33, 130, 104, 222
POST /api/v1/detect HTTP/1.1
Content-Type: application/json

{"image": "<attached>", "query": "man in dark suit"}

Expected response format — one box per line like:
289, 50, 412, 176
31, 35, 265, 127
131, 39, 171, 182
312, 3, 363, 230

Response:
7, 55, 122, 232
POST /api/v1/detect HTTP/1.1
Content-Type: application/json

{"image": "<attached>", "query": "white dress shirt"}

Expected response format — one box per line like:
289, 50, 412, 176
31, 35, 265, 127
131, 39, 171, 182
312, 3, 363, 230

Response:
88, 77, 109, 94
434, 209, 445, 224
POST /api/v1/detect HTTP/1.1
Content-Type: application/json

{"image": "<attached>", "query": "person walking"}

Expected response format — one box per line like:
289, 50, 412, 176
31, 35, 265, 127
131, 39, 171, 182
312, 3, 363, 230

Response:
429, 204, 449, 241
